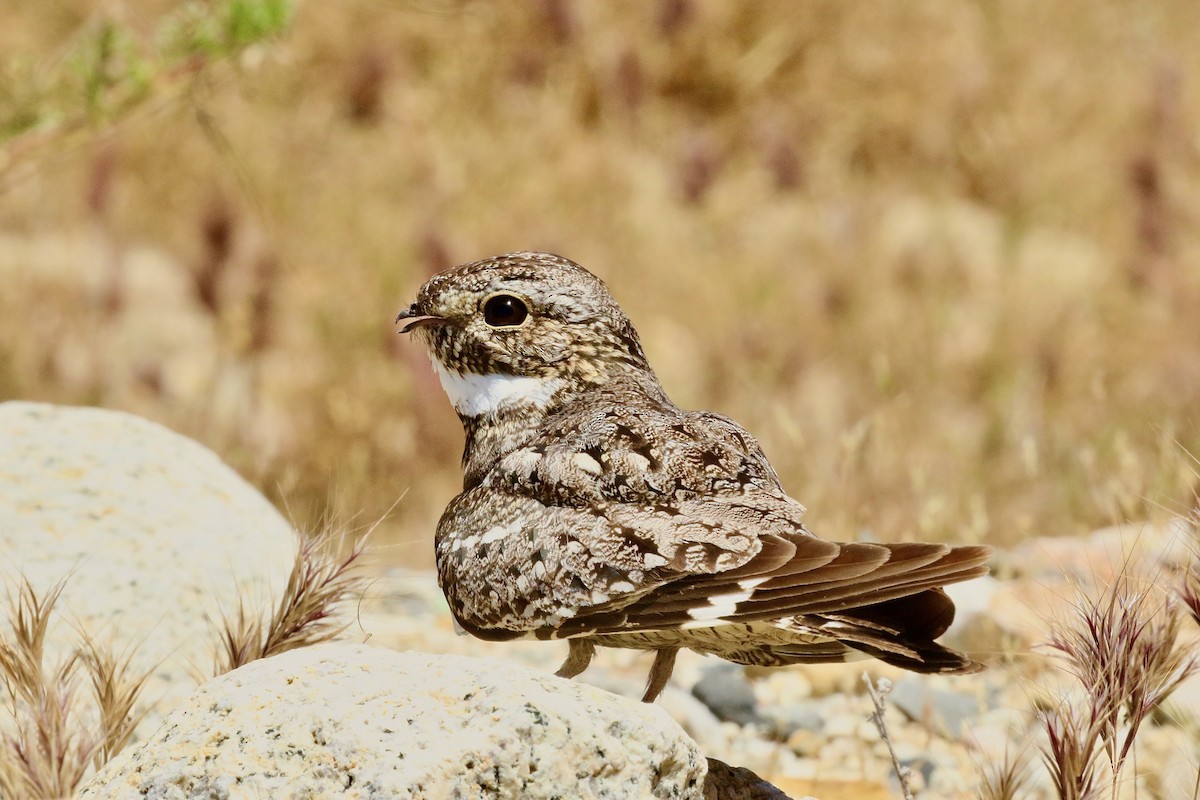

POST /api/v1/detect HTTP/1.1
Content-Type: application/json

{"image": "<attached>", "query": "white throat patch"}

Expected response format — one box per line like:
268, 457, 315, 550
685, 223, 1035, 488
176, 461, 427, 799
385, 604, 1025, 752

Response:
431, 360, 564, 417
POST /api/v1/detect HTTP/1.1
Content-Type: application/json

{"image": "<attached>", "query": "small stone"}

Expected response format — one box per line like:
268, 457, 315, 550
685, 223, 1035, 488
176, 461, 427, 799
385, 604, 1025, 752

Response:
856, 719, 882, 742
823, 712, 859, 739
756, 668, 813, 705
786, 728, 821, 756
736, 736, 783, 774
692, 661, 762, 726
801, 663, 864, 696
767, 705, 824, 739
817, 737, 858, 767
890, 677, 983, 738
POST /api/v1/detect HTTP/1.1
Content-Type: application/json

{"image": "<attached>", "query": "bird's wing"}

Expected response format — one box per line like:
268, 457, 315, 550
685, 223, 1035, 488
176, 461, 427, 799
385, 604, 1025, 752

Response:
439, 397, 989, 643
435, 488, 788, 639
437, 397, 804, 637
539, 504, 990, 641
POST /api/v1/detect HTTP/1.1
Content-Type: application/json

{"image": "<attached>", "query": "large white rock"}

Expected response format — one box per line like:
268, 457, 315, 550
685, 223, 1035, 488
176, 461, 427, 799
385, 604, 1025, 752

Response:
78, 643, 709, 800
0, 401, 297, 735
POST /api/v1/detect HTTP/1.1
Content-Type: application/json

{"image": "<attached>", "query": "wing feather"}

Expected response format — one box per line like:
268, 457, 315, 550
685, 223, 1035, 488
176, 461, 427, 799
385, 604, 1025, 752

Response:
442, 392, 992, 671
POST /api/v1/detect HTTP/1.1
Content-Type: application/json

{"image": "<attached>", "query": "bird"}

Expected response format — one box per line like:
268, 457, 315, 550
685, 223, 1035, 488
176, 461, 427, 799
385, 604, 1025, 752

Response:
396, 251, 991, 702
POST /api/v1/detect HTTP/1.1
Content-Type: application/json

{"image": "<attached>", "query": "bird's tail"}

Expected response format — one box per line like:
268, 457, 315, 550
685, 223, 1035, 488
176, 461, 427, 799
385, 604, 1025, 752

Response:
770, 588, 982, 673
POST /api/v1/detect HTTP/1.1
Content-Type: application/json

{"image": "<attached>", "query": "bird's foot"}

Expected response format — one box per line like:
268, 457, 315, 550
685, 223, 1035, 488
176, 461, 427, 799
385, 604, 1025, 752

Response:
641, 647, 678, 702
555, 638, 596, 679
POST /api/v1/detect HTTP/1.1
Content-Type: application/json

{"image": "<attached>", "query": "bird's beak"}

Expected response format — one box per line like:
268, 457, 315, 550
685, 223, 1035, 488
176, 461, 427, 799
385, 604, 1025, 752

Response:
395, 304, 444, 334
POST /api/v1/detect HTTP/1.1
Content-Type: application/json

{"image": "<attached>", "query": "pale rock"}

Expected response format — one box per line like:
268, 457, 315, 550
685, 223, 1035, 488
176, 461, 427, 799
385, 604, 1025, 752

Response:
890, 677, 983, 739
856, 718, 882, 742
823, 712, 859, 739
1003, 521, 1195, 584
726, 735, 786, 776
785, 728, 822, 756
756, 668, 813, 705
693, 661, 761, 726
769, 706, 824, 739
984, 578, 1076, 644
816, 737, 859, 771
0, 402, 297, 737
986, 520, 1197, 645
78, 643, 709, 800
658, 686, 736, 756
941, 574, 1001, 648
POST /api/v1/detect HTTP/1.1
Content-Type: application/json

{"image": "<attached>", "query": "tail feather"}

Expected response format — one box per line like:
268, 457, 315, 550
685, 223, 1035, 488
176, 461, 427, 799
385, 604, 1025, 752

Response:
756, 542, 951, 596
539, 534, 991, 679
773, 589, 981, 673
632, 538, 961, 616
628, 542, 989, 627
732, 556, 989, 619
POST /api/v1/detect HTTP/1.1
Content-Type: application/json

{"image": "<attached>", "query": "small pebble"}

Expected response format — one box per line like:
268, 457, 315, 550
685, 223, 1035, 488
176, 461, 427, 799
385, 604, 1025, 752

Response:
823, 713, 859, 739
856, 719, 882, 742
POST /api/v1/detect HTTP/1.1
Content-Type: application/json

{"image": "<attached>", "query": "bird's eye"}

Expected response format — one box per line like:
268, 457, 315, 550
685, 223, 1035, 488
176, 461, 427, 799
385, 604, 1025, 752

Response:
482, 294, 529, 328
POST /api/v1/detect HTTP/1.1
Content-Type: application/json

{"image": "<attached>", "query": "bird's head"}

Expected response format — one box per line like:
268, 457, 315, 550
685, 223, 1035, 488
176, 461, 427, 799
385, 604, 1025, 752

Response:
396, 252, 653, 417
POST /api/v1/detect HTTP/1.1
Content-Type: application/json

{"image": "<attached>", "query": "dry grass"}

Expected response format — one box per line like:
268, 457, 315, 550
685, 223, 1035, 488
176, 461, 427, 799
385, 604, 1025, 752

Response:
0, 525, 367, 796
0, 4, 1198, 564
1183, 566, 1200, 629
1037, 576, 1199, 800
856, 550, 1200, 799
976, 748, 1031, 800
0, 579, 150, 800
213, 529, 370, 675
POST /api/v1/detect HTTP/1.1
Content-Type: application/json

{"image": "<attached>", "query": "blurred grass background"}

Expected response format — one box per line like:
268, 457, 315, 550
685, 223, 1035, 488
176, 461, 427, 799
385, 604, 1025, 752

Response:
1, 0, 1198, 568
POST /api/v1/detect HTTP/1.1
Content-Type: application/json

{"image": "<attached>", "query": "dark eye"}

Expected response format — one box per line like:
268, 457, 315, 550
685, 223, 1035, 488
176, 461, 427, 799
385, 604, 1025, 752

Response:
482, 294, 529, 328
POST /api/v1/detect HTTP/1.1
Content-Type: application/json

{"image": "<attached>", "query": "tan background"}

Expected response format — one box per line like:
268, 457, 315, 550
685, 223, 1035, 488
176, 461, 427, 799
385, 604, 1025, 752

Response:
2, 0, 1199, 567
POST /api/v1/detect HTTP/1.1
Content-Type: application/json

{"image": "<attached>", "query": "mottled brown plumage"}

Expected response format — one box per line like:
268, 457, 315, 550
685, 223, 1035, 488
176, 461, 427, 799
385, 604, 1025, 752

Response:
397, 252, 990, 701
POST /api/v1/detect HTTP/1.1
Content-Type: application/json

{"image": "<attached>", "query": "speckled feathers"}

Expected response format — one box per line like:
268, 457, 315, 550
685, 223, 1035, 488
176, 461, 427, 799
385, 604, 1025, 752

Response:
398, 252, 991, 699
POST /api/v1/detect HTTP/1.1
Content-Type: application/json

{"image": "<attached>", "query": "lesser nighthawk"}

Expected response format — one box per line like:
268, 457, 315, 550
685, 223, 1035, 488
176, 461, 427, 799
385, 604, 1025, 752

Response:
397, 252, 990, 702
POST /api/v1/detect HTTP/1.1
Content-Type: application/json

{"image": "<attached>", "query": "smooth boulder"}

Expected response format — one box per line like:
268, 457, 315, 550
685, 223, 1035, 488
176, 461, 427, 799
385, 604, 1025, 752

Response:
0, 401, 297, 735
79, 643, 709, 799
